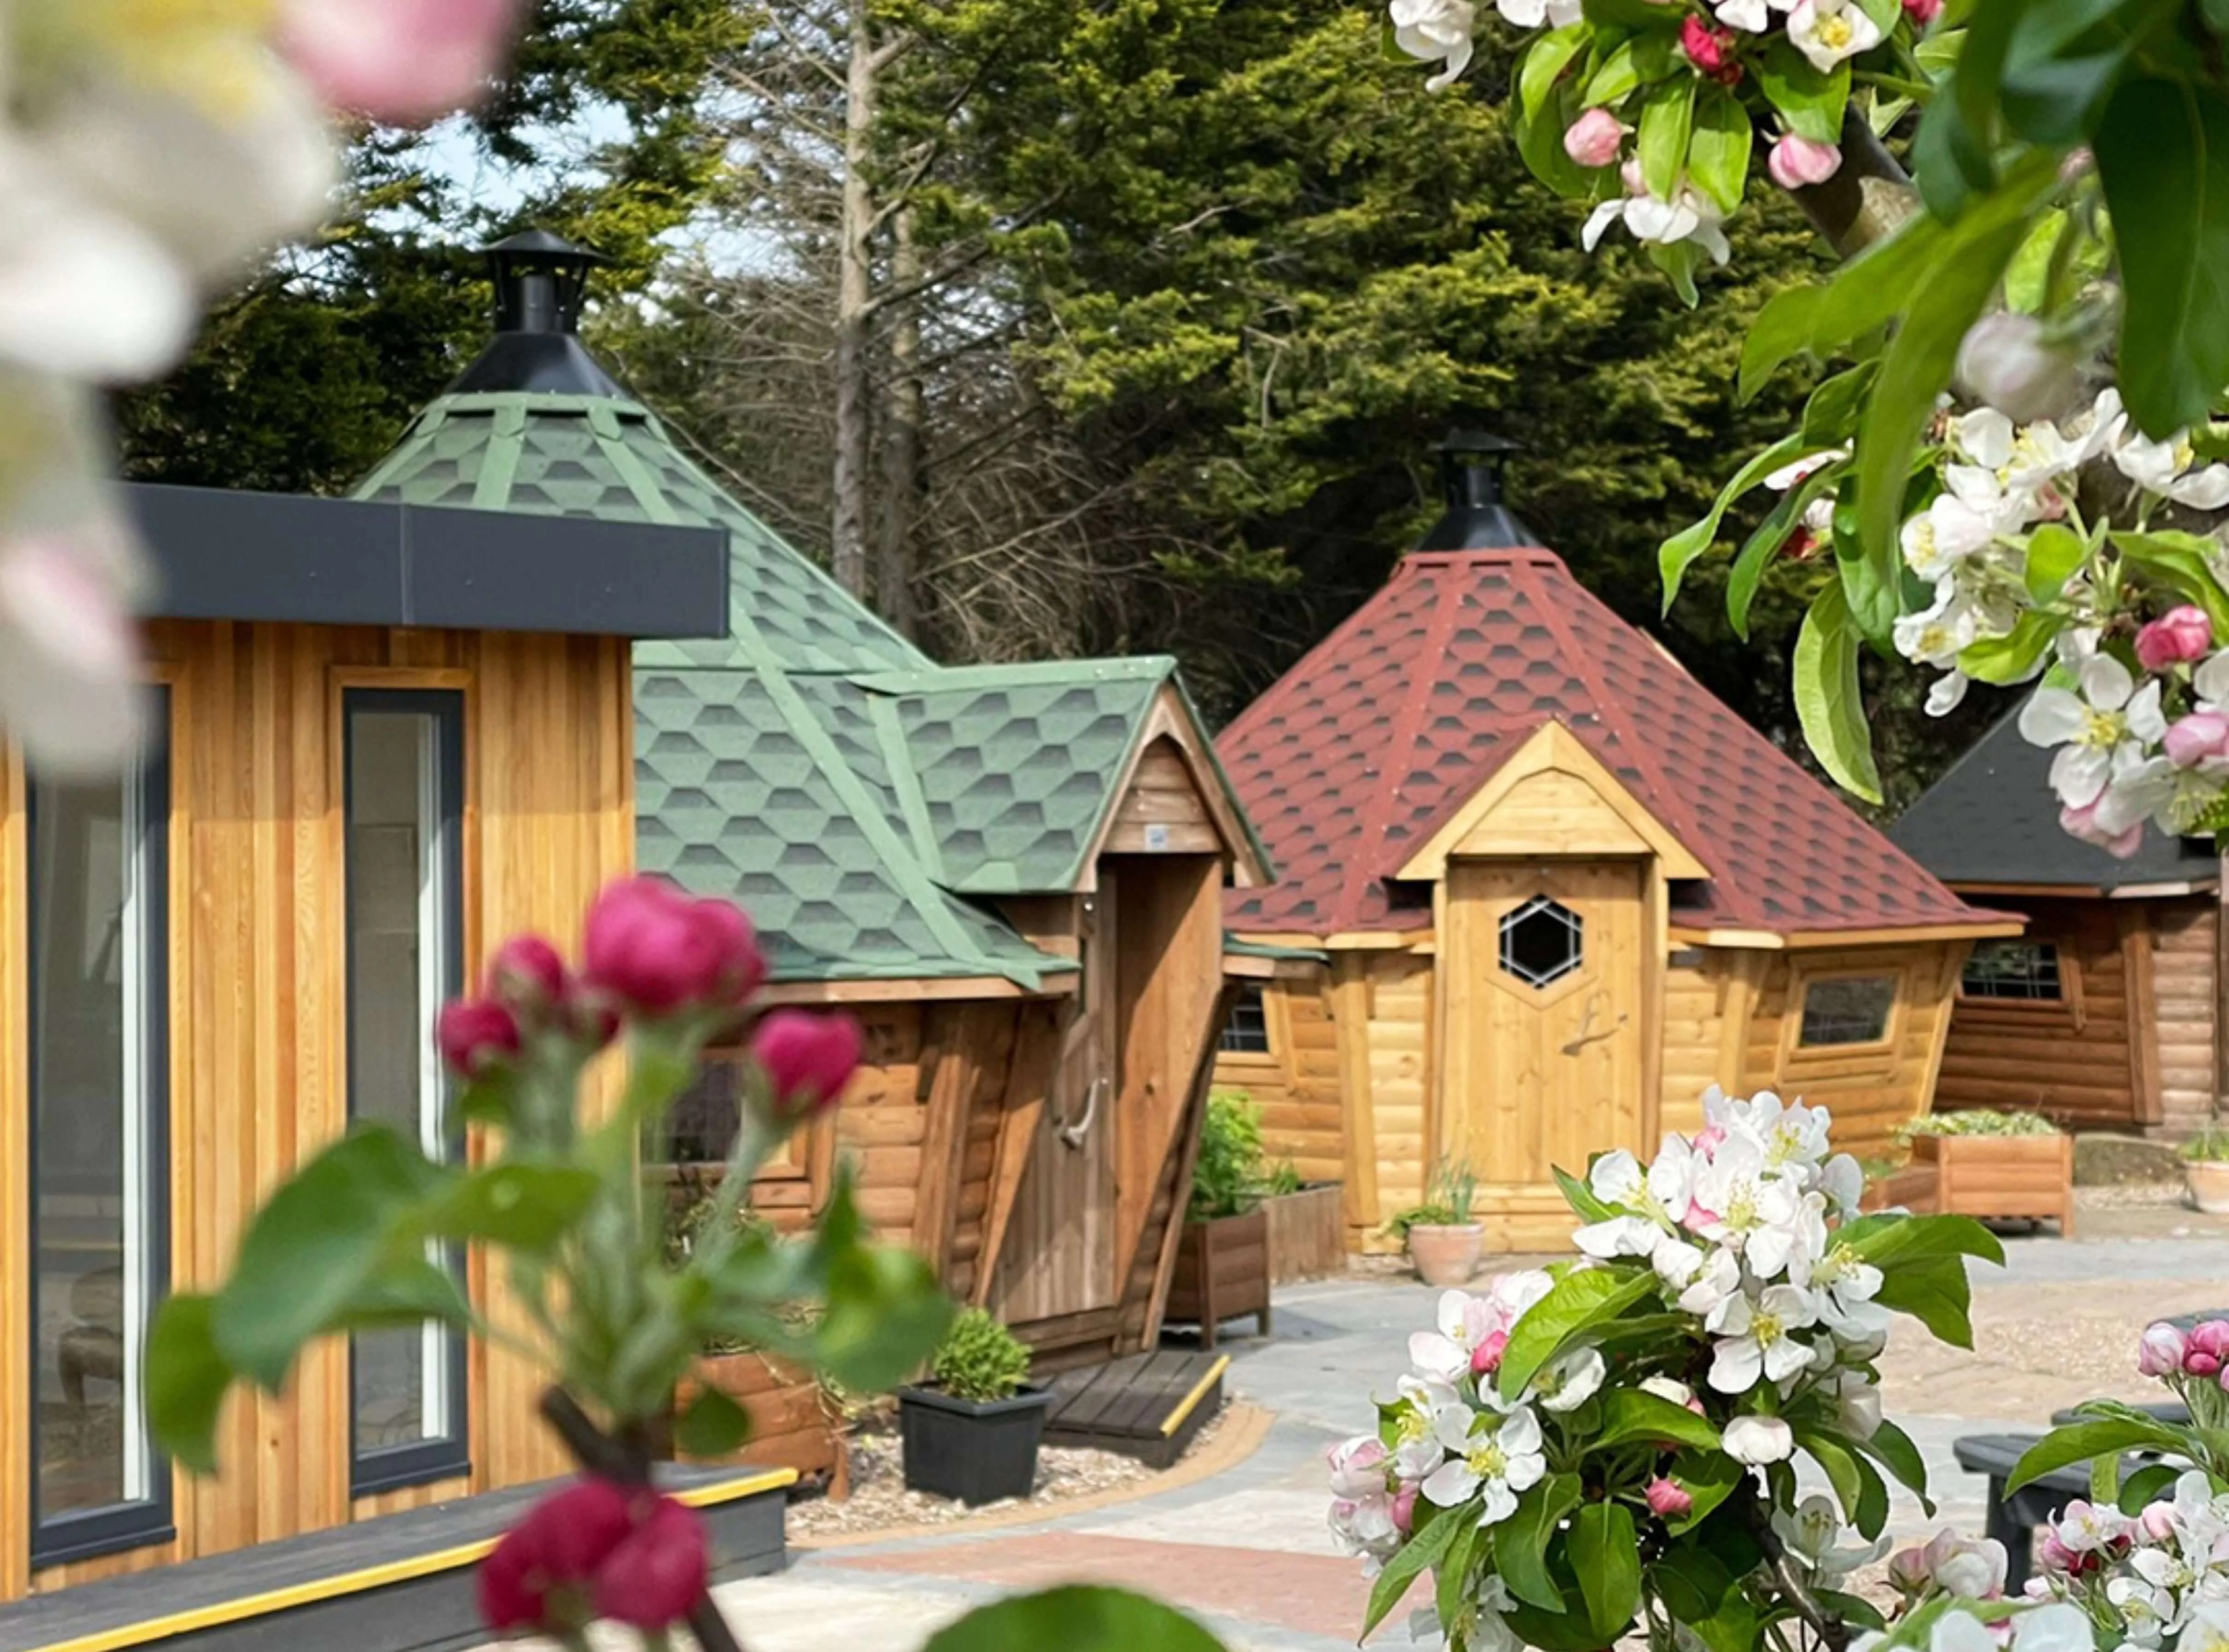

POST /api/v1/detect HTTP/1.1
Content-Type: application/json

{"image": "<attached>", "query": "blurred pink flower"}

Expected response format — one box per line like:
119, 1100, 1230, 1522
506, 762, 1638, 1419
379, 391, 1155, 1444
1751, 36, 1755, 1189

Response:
281, 0, 526, 125
2138, 606, 2214, 672
1768, 135, 1842, 189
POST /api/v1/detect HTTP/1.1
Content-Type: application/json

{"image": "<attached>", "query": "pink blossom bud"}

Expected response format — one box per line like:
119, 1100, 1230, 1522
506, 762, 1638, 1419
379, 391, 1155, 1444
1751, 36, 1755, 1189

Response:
280, 0, 526, 126
1392, 1485, 1419, 1534
487, 934, 570, 1018
2141, 1502, 2177, 1541
2188, 1320, 2229, 1377
592, 1495, 708, 1629
2139, 1321, 2191, 1376
437, 996, 521, 1078
583, 876, 767, 1017
1768, 135, 1842, 190
1902, 0, 1942, 22
1471, 1330, 1509, 1375
1327, 1436, 1390, 1498
1886, 1547, 1928, 1594
2138, 606, 2215, 672
2035, 1530, 2079, 1573
1620, 156, 1646, 195
1956, 313, 2080, 424
751, 1010, 863, 1120
1693, 1124, 1726, 1155
2059, 802, 2144, 860
1564, 109, 1627, 168
1678, 14, 1743, 83
477, 1478, 635, 1632
1645, 1476, 1692, 1518
2165, 714, 2229, 770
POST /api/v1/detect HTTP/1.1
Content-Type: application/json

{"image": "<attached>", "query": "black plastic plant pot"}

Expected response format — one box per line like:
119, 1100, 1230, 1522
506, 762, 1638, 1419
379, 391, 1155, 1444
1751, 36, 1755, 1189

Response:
897, 1383, 1054, 1506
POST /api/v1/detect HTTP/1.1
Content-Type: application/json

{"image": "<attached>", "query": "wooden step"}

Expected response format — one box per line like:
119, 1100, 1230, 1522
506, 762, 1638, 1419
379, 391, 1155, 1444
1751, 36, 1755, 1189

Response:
1041, 1350, 1228, 1470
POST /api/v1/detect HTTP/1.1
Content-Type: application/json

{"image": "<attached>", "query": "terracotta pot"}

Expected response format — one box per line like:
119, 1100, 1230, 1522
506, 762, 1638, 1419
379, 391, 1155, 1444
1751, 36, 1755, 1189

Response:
1408, 1223, 1484, 1288
2187, 1160, 2229, 1216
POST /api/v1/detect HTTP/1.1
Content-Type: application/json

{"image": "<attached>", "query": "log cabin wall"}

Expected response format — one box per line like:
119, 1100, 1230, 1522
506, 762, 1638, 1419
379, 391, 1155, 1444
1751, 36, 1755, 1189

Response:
1, 619, 635, 1602
1214, 972, 1342, 1186
2152, 897, 2217, 1139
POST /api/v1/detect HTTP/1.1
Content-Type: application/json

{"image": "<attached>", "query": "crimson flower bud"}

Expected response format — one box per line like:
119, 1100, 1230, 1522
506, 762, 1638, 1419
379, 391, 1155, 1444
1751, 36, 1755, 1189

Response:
592, 1495, 708, 1629
751, 1009, 862, 1121
487, 933, 570, 1019
583, 876, 767, 1017
437, 996, 522, 1078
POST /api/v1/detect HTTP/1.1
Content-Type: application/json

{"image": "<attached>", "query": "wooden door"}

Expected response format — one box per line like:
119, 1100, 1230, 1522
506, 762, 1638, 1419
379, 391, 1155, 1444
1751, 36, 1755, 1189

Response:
987, 878, 1121, 1323
1442, 861, 1646, 1238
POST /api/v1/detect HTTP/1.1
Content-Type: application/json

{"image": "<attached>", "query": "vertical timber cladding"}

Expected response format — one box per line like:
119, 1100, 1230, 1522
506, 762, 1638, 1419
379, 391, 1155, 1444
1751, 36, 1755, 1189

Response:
0, 619, 635, 1600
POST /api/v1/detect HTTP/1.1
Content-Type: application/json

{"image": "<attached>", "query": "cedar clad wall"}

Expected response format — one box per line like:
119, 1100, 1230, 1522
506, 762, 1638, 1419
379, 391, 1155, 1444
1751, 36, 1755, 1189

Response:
2152, 899, 2217, 1139
1216, 978, 1342, 1185
6, 620, 635, 1600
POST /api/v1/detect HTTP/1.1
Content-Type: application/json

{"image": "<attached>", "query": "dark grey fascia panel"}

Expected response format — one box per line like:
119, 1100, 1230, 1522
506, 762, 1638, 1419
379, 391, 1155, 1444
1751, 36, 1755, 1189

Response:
125, 483, 730, 640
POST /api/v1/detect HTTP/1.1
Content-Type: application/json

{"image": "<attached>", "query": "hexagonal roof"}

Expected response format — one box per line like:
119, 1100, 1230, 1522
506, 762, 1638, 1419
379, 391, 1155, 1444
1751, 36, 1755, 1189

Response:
1218, 546, 1992, 939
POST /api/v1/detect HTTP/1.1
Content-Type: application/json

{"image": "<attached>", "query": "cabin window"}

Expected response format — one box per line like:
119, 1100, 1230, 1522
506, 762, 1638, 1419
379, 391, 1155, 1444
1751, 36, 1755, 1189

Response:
1961, 940, 2064, 1002
344, 691, 468, 1494
1219, 984, 1273, 1054
28, 700, 172, 1564
1500, 896, 1584, 990
1797, 975, 1898, 1047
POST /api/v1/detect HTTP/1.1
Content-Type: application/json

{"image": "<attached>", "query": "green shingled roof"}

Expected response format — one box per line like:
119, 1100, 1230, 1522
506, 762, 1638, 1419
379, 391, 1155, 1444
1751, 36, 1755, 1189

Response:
354, 387, 1250, 986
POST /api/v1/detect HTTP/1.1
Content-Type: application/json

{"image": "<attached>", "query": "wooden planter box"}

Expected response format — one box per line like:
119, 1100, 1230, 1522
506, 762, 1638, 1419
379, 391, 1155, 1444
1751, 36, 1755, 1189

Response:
665, 1350, 849, 1496
1164, 1207, 1272, 1350
1912, 1132, 2074, 1233
1859, 1163, 1940, 1215
1262, 1183, 1344, 1284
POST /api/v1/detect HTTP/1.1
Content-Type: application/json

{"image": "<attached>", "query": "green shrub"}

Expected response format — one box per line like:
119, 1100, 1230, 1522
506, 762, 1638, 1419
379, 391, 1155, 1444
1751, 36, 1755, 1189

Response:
1190, 1091, 1268, 1220
931, 1308, 1033, 1403
2182, 1126, 2229, 1164
1897, 1108, 2059, 1142
1383, 1159, 1480, 1241
1262, 1159, 1304, 1197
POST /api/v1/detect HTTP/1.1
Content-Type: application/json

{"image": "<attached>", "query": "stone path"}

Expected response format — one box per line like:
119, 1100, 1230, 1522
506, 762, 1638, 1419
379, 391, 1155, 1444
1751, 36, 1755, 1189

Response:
679, 1219, 2229, 1651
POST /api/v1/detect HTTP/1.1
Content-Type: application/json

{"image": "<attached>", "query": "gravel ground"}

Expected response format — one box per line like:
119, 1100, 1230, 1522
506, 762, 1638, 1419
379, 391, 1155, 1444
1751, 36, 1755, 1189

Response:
786, 1410, 1228, 1537
2076, 1179, 2190, 1209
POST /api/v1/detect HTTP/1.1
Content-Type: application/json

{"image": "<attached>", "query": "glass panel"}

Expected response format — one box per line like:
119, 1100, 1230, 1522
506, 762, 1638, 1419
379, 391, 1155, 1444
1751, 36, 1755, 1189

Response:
346, 704, 460, 1472
1218, 985, 1270, 1054
1499, 896, 1584, 990
1797, 976, 1898, 1047
666, 1058, 744, 1164
31, 763, 161, 1534
1962, 941, 2064, 1002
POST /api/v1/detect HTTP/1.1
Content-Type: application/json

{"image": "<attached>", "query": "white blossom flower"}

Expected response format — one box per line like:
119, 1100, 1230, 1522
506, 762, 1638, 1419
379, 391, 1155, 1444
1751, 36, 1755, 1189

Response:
1730, 1092, 1830, 1173
1528, 1347, 1606, 1413
1722, 1413, 1795, 1464
1766, 446, 1848, 492
2018, 654, 2169, 812
1819, 1154, 1865, 1216
1787, 0, 1883, 70
1409, 1289, 1501, 1386
2114, 431, 2229, 510
1794, 1239, 1890, 1340
1677, 1244, 1745, 1318
1388, 0, 1476, 91
1494, 0, 1583, 23
1422, 1405, 1546, 1525
1831, 1373, 1884, 1440
1779, 1493, 1891, 1577
1692, 1136, 1808, 1277
1708, 1283, 1821, 1392
1895, 584, 1986, 669
1640, 1375, 1697, 1408
1583, 171, 1732, 265
1926, 671, 1972, 716
1900, 492, 2001, 584
2108, 1574, 2175, 1643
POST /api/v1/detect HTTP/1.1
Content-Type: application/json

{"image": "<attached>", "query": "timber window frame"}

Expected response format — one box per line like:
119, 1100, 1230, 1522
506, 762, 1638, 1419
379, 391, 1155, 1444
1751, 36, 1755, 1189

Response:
1790, 968, 1903, 1056
1959, 939, 2069, 1004
1217, 984, 1277, 1060
341, 687, 470, 1497
26, 691, 175, 1567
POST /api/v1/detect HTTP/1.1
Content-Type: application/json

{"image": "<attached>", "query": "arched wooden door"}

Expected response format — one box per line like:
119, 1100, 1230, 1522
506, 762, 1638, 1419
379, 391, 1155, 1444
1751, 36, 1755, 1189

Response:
1441, 859, 1647, 1247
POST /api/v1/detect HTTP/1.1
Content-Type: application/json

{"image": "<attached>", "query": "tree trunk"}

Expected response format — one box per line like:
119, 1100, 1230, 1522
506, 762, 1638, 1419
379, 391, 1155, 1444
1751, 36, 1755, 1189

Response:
873, 208, 924, 637
1785, 106, 1920, 259
832, 0, 878, 600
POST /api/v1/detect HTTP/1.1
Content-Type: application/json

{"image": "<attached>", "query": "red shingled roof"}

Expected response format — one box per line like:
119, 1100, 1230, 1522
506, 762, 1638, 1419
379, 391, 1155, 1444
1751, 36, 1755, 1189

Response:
1218, 547, 1988, 937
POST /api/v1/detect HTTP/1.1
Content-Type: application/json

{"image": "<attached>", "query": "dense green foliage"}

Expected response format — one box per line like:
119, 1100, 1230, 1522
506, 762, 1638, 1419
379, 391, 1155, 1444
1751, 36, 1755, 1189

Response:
1896, 1108, 2060, 1141
1190, 1091, 1270, 1222
929, 1308, 1035, 1403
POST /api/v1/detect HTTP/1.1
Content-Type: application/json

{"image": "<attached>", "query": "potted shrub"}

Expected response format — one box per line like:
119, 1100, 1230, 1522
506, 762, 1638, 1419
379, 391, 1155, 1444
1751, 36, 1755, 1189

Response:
1387, 1160, 1483, 1288
1898, 1108, 2073, 1233
898, 1309, 1050, 1506
2182, 1126, 2229, 1214
1165, 1092, 1273, 1347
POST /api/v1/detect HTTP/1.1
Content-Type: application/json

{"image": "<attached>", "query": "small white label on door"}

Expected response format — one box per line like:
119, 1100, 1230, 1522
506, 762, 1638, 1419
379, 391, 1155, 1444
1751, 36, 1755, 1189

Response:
1143, 823, 1170, 851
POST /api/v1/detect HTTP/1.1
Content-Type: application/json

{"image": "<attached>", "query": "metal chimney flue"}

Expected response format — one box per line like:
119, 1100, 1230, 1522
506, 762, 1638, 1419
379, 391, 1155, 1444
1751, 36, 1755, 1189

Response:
448, 228, 630, 398
1417, 427, 1538, 552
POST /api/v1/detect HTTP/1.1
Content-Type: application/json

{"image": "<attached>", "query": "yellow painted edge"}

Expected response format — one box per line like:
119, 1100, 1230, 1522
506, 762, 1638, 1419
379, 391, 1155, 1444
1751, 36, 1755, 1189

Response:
1158, 1355, 1231, 1438
25, 1470, 799, 1652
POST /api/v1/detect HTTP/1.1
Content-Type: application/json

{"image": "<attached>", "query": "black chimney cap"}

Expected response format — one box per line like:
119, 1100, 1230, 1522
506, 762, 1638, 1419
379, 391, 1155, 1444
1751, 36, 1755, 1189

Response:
1416, 426, 1538, 552
448, 229, 629, 398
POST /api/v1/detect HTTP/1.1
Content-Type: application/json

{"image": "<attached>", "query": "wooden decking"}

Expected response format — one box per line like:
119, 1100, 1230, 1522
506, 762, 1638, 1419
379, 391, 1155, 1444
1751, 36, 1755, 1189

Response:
1041, 1350, 1228, 1469
0, 1466, 792, 1652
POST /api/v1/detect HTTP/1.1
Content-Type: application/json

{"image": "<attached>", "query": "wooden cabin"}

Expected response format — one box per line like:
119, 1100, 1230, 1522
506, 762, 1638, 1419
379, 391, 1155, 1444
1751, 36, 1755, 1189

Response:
1892, 710, 2223, 1138
354, 235, 1270, 1373
0, 465, 728, 1596
1210, 441, 2018, 1253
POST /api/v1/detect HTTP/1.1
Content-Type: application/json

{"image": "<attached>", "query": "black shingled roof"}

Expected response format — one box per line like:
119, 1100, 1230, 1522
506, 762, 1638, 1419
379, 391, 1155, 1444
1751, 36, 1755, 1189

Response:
1890, 709, 2221, 890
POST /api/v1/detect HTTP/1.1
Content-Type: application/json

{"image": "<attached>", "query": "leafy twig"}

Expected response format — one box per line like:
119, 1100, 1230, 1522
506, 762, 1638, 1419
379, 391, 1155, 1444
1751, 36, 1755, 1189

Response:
1746, 1494, 1849, 1652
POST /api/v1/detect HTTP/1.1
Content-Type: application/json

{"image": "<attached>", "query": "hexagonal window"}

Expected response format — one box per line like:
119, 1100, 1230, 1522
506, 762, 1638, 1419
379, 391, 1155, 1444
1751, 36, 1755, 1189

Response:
1499, 896, 1583, 990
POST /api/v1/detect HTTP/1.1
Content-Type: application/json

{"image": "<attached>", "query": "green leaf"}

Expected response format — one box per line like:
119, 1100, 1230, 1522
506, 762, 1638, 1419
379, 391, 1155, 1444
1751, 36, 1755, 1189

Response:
1872, 1253, 1979, 1347
2025, 521, 2088, 602
1757, 41, 1849, 143
1799, 363, 1876, 448
2111, 532, 2229, 632
1860, 1418, 1935, 1512
1730, 478, 1826, 642
329, 1254, 474, 1331
2008, 1418, 2188, 1493
1437, 1518, 1481, 1636
1851, 0, 1900, 33
2000, 0, 2182, 146
146, 1293, 234, 1476
1852, 1449, 1890, 1540
1739, 219, 1951, 401
1661, 435, 1807, 610
1840, 1212, 2007, 1270
1664, 1449, 1744, 1535
676, 1385, 754, 1457
416, 1162, 601, 1253
1738, 286, 1829, 404
1650, 1542, 1733, 1624
1796, 1427, 1867, 1525
1499, 1472, 1583, 1611
1580, 35, 1646, 105
1815, 1589, 1889, 1633
2119, 1462, 2181, 1513
815, 1243, 954, 1393
1638, 75, 1696, 200
1792, 581, 1884, 805
1959, 612, 2056, 685
1516, 28, 1598, 194
1686, 1583, 1759, 1652
1687, 86, 1752, 217
1569, 1504, 1642, 1642
1593, 1388, 1723, 1452
923, 1588, 1227, 1652
2096, 76, 2229, 436
1363, 1498, 1464, 1636
1555, 1162, 1622, 1224
1523, 25, 1593, 117
2092, 1444, 2123, 1504
1497, 1266, 1656, 1400
211, 1125, 448, 1392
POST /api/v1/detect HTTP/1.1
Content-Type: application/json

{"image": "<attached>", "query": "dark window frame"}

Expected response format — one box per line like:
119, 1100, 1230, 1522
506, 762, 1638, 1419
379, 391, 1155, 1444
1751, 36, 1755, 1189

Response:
1219, 984, 1274, 1056
343, 688, 470, 1497
1960, 939, 2066, 1003
27, 692, 176, 1567
1796, 973, 1900, 1049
